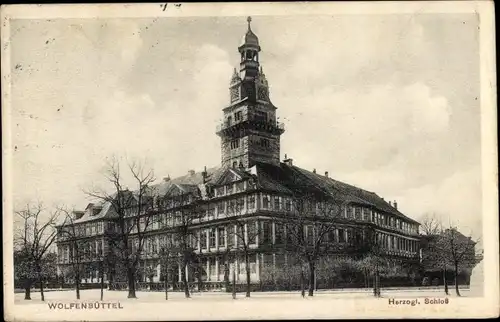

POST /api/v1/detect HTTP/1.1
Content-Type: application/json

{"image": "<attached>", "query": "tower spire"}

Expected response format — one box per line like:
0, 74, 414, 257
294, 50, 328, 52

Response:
247, 16, 252, 31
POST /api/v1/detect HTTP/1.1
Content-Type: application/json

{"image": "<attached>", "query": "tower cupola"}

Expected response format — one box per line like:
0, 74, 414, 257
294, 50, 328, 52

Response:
239, 16, 260, 50
217, 17, 285, 169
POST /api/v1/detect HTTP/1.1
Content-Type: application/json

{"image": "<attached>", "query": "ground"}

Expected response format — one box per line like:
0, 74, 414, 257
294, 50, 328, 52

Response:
14, 287, 474, 303
10, 288, 488, 320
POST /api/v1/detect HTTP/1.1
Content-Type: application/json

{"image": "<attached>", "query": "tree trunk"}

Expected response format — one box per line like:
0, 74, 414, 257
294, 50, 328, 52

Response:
454, 263, 461, 297
127, 266, 137, 299
443, 267, 449, 295
181, 260, 190, 298
37, 266, 45, 302
164, 260, 169, 300
232, 268, 236, 299
224, 262, 230, 291
373, 274, 377, 297
24, 286, 31, 300
75, 270, 81, 300
308, 261, 315, 296
100, 262, 104, 301
245, 253, 251, 298
300, 268, 305, 298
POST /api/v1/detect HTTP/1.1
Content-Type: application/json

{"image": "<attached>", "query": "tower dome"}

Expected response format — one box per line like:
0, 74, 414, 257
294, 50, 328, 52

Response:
239, 16, 260, 49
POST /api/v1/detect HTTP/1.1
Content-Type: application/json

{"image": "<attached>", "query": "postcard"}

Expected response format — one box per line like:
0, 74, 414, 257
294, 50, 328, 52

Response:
2, 2, 498, 320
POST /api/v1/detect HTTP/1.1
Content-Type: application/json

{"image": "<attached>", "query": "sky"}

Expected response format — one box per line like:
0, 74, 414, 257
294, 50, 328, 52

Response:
8, 14, 482, 237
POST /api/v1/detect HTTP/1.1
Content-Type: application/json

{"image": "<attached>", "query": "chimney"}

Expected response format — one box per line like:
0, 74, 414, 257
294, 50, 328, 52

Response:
313, 168, 316, 174
163, 176, 170, 182
283, 154, 293, 166
201, 166, 208, 184
389, 201, 392, 206
325, 171, 329, 178
394, 200, 398, 209
188, 170, 195, 176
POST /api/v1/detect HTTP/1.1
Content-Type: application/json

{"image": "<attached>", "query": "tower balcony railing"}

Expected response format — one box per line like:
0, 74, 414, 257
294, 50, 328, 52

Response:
216, 114, 285, 134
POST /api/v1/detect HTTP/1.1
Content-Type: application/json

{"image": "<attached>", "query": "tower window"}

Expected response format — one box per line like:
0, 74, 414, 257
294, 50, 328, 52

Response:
235, 111, 242, 121
230, 140, 240, 149
260, 138, 270, 148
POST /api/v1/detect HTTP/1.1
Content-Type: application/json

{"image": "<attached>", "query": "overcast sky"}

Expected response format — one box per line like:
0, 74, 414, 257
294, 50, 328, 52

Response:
9, 14, 481, 236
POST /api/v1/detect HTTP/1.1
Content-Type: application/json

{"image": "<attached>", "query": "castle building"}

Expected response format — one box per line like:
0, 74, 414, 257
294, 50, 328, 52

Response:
56, 17, 421, 289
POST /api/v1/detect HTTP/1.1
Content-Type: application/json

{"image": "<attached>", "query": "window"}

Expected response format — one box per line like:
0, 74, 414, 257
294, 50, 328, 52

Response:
216, 187, 225, 197
355, 207, 362, 220
262, 195, 269, 209
306, 226, 314, 245
201, 230, 207, 250
328, 229, 336, 242
207, 207, 215, 219
247, 221, 257, 244
260, 138, 270, 148
236, 198, 245, 212
250, 255, 257, 274
235, 182, 244, 192
218, 227, 226, 247
275, 222, 283, 244
235, 111, 242, 121
363, 208, 370, 221
338, 229, 345, 243
217, 202, 225, 215
247, 195, 255, 209
227, 225, 234, 248
262, 221, 271, 245
227, 200, 235, 214
209, 228, 216, 248
230, 140, 240, 149
285, 224, 293, 244
284, 198, 291, 211
227, 184, 234, 194
347, 206, 354, 219
274, 196, 281, 210
209, 257, 216, 275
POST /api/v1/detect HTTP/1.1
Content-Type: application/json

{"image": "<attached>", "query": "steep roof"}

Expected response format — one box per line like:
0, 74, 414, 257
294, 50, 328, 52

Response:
67, 162, 418, 225
252, 162, 419, 224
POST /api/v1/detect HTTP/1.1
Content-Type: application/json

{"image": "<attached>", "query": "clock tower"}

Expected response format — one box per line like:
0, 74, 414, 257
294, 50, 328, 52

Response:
217, 17, 285, 169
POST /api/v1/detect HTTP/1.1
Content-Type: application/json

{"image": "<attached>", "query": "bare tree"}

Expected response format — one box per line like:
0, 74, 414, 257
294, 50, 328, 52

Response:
284, 192, 345, 297
157, 236, 174, 300
420, 213, 443, 235
439, 227, 478, 296
225, 198, 261, 298
357, 229, 389, 298
84, 157, 156, 299
157, 186, 203, 298
14, 203, 62, 301
56, 208, 84, 300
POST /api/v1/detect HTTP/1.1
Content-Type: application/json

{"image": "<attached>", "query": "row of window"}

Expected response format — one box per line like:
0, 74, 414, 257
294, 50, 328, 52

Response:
58, 221, 104, 239
376, 232, 418, 252
58, 240, 104, 263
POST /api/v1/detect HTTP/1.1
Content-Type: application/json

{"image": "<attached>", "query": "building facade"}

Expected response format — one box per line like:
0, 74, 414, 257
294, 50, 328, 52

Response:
56, 17, 421, 290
